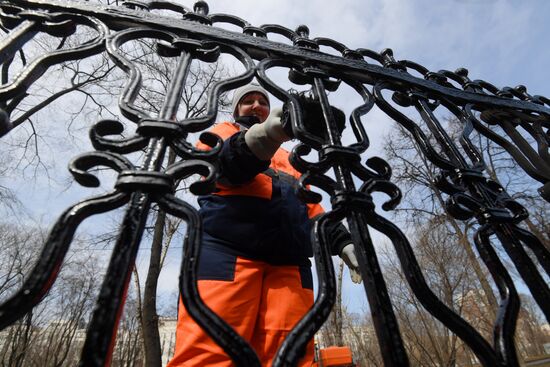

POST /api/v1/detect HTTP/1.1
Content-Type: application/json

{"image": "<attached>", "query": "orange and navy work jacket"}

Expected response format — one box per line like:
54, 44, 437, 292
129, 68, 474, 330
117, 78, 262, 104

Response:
196, 122, 350, 267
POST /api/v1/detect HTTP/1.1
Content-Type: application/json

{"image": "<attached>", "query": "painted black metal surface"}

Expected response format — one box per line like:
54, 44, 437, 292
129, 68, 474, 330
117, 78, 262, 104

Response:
0, 1, 548, 366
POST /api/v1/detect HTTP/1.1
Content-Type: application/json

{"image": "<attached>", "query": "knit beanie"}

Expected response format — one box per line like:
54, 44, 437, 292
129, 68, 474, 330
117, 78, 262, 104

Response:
231, 84, 270, 118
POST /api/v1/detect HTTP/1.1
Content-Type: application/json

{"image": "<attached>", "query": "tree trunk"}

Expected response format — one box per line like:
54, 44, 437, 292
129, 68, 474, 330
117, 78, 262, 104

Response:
141, 206, 166, 367
332, 259, 345, 346
141, 148, 176, 366
450, 219, 498, 312
432, 188, 498, 312
524, 217, 550, 251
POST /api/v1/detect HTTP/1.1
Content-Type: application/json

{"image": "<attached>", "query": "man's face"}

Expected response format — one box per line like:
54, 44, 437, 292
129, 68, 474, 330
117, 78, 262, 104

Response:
237, 92, 270, 123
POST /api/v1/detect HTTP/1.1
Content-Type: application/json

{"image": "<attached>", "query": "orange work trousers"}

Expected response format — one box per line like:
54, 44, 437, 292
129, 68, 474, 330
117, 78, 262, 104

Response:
167, 256, 314, 367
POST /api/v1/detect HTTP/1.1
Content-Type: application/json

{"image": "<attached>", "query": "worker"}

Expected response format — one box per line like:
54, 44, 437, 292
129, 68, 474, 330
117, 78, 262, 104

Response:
167, 83, 361, 367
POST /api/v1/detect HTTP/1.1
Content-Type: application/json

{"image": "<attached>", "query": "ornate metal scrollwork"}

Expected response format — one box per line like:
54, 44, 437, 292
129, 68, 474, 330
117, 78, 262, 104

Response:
0, 1, 548, 366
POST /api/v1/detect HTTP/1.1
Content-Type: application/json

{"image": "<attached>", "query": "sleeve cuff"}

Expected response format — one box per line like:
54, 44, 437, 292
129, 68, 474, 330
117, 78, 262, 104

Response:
326, 221, 352, 256
219, 131, 271, 184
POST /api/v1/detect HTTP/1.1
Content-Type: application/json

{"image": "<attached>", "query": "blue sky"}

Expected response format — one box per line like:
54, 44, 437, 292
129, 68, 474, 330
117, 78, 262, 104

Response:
180, 0, 550, 312
204, 0, 549, 97
2, 0, 549, 315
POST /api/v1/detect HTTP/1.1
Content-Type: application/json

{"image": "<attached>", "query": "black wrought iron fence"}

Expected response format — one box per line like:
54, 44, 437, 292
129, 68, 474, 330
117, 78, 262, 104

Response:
0, 1, 548, 366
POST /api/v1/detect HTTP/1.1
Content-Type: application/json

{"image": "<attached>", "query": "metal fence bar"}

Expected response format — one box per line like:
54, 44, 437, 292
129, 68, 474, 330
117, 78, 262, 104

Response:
0, 1, 548, 366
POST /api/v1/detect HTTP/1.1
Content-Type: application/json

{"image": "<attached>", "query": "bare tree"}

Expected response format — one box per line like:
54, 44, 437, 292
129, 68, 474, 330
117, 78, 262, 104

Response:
119, 38, 233, 366
0, 223, 44, 301
514, 294, 550, 359
112, 282, 144, 367
31, 255, 100, 367
344, 312, 383, 367
447, 118, 550, 252
319, 260, 345, 347
0, 223, 104, 367
374, 217, 482, 367
2, 18, 233, 366
375, 117, 550, 365
383, 124, 498, 313
0, 22, 122, 180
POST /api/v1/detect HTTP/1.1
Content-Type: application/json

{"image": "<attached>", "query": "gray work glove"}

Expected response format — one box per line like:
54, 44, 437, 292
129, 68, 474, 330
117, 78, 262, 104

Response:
244, 107, 289, 160
340, 244, 362, 284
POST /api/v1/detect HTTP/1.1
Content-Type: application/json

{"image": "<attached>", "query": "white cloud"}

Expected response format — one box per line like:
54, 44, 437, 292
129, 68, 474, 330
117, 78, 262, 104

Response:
4, 0, 548, 318
197, 0, 549, 315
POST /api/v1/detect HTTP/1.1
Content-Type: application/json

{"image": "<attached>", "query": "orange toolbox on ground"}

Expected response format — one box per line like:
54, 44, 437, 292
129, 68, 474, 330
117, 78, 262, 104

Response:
316, 346, 355, 366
